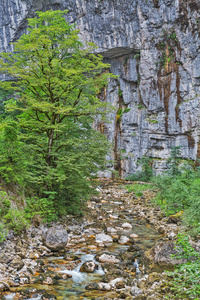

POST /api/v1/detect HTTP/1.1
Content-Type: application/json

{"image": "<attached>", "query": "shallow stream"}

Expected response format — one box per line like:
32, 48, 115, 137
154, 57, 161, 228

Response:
3, 185, 162, 300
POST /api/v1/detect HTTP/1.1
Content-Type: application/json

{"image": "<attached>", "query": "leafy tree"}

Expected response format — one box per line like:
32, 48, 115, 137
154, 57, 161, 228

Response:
0, 10, 114, 213
0, 119, 27, 185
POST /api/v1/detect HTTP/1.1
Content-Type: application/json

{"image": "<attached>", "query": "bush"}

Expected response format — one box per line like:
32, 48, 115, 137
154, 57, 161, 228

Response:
0, 190, 59, 238
152, 170, 200, 234
0, 222, 8, 242
166, 234, 200, 299
166, 146, 182, 176
3, 208, 28, 233
0, 191, 28, 237
25, 195, 57, 223
0, 191, 11, 217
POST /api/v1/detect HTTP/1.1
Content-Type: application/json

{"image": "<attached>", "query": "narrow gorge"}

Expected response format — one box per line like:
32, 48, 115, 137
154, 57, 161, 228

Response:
0, 2, 200, 300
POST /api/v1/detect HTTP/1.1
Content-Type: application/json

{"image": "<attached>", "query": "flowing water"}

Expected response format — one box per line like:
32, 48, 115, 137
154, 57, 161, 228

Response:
3, 184, 162, 300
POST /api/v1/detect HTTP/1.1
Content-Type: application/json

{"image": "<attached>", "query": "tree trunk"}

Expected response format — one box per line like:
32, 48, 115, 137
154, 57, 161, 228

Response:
47, 129, 54, 166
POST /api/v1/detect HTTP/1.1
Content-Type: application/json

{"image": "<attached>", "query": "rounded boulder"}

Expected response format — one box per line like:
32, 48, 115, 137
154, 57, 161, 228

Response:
43, 226, 68, 251
80, 261, 98, 273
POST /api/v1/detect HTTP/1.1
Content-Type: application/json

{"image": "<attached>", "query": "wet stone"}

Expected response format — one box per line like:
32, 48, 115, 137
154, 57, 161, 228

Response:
122, 222, 132, 230
80, 260, 98, 273
85, 282, 99, 290
42, 293, 57, 300
118, 236, 130, 245
96, 253, 120, 264
128, 245, 142, 252
43, 226, 68, 251
147, 272, 161, 284
130, 233, 139, 238
158, 227, 165, 234
98, 282, 112, 291
9, 257, 24, 271
95, 233, 113, 244
115, 280, 126, 289
120, 290, 131, 299
131, 286, 143, 296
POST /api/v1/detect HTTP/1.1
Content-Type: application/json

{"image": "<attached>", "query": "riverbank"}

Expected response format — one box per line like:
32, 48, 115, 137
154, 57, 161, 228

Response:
1, 179, 199, 299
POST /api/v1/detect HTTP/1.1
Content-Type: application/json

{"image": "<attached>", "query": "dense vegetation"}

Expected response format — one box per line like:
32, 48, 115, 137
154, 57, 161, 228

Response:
126, 147, 200, 299
0, 10, 114, 237
166, 234, 200, 300
126, 147, 200, 235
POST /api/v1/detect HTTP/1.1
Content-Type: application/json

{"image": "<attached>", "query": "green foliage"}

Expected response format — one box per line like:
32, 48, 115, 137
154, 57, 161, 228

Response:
125, 182, 154, 197
123, 57, 129, 67
137, 104, 145, 110
126, 156, 153, 182
166, 234, 200, 299
116, 107, 131, 122
147, 114, 159, 124
3, 208, 29, 233
25, 196, 57, 223
0, 88, 14, 116
118, 88, 123, 97
0, 119, 27, 185
0, 10, 115, 217
125, 148, 200, 235
157, 30, 179, 69
0, 191, 28, 236
0, 191, 10, 241
166, 146, 182, 176
0, 191, 11, 217
0, 222, 8, 242
152, 169, 200, 233
148, 119, 158, 124
133, 53, 141, 60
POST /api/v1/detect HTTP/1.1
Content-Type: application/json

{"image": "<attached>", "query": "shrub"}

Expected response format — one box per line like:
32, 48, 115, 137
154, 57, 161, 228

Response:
166, 146, 182, 176
3, 208, 28, 233
0, 191, 11, 217
166, 234, 200, 299
25, 195, 57, 223
152, 170, 200, 234
0, 222, 8, 242
125, 182, 154, 197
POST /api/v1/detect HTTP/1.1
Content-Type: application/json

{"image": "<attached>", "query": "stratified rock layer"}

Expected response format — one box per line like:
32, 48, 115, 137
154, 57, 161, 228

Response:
1, 0, 200, 175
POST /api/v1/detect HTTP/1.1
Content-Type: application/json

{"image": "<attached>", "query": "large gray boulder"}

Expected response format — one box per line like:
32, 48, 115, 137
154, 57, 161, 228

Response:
43, 226, 68, 251
145, 241, 185, 269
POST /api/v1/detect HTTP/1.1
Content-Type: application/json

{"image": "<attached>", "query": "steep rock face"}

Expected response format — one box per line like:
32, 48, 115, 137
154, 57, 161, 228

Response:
1, 0, 200, 175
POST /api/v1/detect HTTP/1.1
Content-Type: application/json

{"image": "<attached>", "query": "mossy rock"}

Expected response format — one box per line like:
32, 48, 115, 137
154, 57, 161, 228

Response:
147, 272, 161, 284
42, 293, 57, 300
168, 211, 184, 224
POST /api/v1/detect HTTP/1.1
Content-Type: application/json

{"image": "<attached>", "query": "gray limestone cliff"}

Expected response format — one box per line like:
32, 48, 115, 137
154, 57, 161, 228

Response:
1, 0, 200, 176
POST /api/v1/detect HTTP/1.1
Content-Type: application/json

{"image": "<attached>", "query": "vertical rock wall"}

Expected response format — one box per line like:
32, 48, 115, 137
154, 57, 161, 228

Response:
1, 0, 200, 176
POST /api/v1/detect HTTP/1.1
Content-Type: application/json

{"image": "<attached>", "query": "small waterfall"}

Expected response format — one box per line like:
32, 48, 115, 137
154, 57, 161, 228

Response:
4, 295, 42, 300
59, 253, 104, 283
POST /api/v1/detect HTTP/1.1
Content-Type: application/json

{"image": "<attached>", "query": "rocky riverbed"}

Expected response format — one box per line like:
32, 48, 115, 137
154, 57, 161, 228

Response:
1, 179, 199, 300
